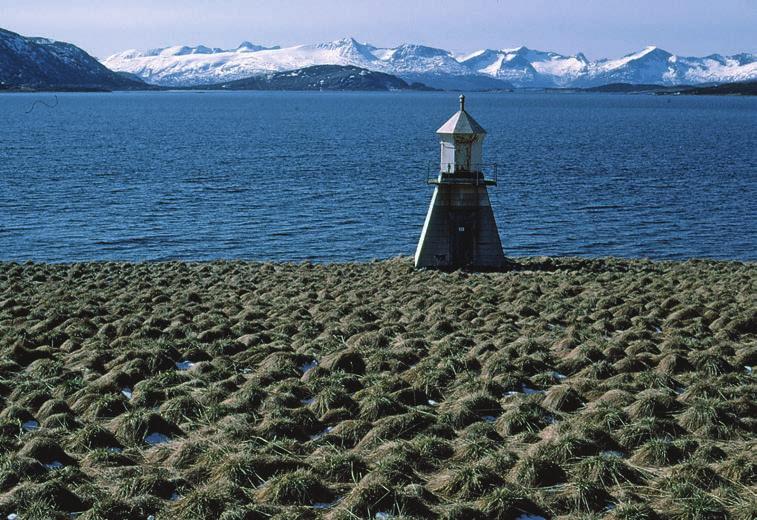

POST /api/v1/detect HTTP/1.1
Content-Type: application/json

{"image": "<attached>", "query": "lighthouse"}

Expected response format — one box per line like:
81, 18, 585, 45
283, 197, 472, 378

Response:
414, 95, 506, 270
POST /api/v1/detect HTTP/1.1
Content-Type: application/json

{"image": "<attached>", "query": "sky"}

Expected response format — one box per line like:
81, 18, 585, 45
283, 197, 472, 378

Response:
1, 0, 755, 59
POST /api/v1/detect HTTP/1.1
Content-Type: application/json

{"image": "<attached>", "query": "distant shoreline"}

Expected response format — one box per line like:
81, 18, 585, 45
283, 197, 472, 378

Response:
1, 256, 754, 267
3, 82, 755, 95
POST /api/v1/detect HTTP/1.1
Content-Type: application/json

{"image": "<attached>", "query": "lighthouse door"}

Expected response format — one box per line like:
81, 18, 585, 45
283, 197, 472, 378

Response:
450, 211, 477, 267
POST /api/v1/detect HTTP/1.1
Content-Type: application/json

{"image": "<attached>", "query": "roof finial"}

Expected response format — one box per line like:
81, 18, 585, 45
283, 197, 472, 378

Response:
459, 94, 465, 112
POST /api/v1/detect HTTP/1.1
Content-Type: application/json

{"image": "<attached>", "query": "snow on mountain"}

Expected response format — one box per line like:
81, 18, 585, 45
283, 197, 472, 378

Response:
237, 41, 278, 53
461, 48, 541, 85
592, 46, 669, 73
103, 37, 499, 88
580, 46, 757, 86
463, 46, 590, 86
376, 44, 469, 75
0, 27, 146, 89
104, 38, 384, 86
674, 54, 757, 84
102, 37, 757, 88
527, 50, 589, 84
583, 46, 676, 85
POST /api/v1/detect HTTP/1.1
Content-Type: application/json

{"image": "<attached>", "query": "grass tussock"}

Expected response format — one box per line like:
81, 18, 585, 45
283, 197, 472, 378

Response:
256, 468, 333, 505
429, 463, 502, 500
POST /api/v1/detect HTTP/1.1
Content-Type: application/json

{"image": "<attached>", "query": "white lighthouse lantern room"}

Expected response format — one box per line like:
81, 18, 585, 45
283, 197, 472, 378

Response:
438, 95, 485, 174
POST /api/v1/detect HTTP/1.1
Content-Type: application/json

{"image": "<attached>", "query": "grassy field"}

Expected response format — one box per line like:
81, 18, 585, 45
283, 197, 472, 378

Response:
0, 257, 754, 519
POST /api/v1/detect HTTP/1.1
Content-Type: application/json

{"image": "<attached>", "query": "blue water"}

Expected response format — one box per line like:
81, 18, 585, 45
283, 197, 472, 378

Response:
1, 91, 755, 262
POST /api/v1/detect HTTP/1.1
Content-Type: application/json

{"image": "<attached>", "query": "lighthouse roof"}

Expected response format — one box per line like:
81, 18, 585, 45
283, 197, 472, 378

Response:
436, 95, 486, 136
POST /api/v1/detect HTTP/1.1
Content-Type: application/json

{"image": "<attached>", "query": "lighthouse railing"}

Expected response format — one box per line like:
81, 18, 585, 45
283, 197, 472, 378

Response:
426, 162, 498, 186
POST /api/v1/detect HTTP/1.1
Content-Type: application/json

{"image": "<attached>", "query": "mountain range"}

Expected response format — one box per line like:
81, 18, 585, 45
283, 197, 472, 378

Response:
103, 37, 757, 89
2, 26, 755, 92
0, 27, 145, 90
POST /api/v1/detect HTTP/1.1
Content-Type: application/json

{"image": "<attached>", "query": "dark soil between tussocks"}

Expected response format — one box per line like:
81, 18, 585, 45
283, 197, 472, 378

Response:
0, 257, 755, 519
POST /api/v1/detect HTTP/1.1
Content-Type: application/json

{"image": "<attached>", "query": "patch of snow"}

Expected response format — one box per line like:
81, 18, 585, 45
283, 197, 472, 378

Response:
375, 513, 392, 520
313, 498, 341, 509
515, 515, 547, 520
301, 397, 315, 405
106, 447, 122, 453
521, 384, 544, 395
169, 492, 181, 501
144, 432, 171, 445
309, 426, 333, 441
551, 371, 568, 381
22, 420, 39, 431
481, 415, 497, 423
457, 49, 487, 62
480, 55, 506, 77
601, 450, 625, 458
593, 46, 663, 72
121, 387, 133, 399
531, 54, 587, 79
427, 399, 439, 406
299, 359, 318, 373
8, 513, 18, 520
745, 366, 753, 375
44, 460, 64, 469
175, 360, 195, 371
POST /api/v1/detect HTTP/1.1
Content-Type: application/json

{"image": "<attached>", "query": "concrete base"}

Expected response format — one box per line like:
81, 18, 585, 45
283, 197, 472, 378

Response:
414, 184, 505, 270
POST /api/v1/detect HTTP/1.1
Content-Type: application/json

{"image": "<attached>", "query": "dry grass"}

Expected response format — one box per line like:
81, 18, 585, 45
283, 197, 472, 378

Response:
0, 257, 754, 518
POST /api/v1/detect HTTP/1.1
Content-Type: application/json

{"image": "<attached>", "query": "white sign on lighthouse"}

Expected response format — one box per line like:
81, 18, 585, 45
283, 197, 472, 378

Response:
414, 95, 506, 270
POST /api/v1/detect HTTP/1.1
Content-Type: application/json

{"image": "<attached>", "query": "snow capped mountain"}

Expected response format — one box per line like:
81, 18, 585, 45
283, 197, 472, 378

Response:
104, 37, 388, 86
237, 41, 278, 53
0, 27, 146, 90
461, 48, 540, 85
578, 46, 757, 86
313, 37, 376, 58
102, 37, 757, 89
115, 42, 277, 59
377, 44, 469, 75
102, 37, 488, 88
673, 53, 757, 85
585, 46, 676, 85
461, 47, 590, 87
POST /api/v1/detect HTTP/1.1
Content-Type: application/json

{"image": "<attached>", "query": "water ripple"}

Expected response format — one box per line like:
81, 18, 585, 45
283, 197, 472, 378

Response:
0, 91, 755, 262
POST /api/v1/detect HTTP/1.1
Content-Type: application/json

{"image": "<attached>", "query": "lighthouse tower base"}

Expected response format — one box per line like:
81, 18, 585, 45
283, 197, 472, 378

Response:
414, 184, 505, 270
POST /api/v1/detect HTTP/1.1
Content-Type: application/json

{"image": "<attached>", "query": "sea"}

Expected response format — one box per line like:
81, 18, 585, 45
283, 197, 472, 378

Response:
1, 91, 755, 263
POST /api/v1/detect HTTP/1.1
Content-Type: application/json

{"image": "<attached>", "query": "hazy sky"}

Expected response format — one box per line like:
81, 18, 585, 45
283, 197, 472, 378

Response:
2, 0, 755, 59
